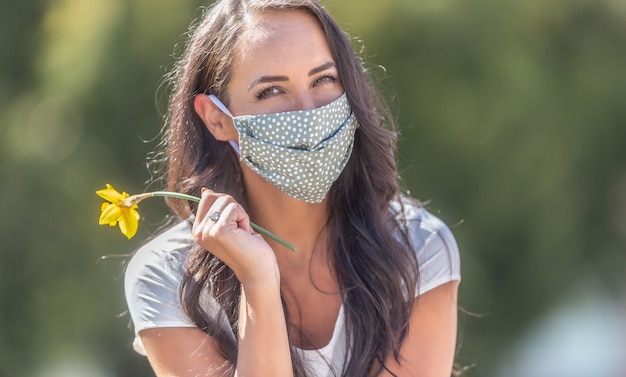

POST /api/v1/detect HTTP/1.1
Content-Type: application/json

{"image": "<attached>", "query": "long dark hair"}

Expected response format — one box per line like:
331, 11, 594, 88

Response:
157, 0, 419, 375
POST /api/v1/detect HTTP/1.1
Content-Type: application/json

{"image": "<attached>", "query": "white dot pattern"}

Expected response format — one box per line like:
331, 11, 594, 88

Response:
233, 94, 359, 203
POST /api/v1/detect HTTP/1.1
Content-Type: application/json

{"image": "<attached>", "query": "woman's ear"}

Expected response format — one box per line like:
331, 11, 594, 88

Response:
193, 94, 238, 141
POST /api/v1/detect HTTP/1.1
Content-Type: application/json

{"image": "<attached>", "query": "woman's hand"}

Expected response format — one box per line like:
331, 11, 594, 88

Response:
189, 189, 294, 376
192, 188, 280, 286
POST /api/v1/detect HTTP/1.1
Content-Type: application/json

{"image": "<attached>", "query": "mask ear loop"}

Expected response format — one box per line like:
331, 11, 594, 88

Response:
207, 94, 241, 155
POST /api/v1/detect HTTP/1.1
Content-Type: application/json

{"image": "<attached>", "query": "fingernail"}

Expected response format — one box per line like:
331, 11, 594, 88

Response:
201, 187, 208, 193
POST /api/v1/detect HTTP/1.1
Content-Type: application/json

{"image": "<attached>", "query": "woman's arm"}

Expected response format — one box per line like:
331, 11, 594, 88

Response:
140, 327, 230, 376
139, 277, 292, 377
380, 280, 460, 377
138, 189, 294, 377
236, 278, 292, 376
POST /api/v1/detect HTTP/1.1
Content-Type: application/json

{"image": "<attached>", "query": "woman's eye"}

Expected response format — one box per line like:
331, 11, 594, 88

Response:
256, 86, 282, 100
314, 74, 338, 86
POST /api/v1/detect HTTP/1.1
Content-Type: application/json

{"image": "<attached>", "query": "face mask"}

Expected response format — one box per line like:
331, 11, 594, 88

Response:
208, 93, 359, 203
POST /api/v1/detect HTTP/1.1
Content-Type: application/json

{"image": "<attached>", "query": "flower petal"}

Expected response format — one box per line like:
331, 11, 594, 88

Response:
96, 184, 127, 205
130, 207, 140, 220
99, 202, 122, 225
118, 208, 140, 239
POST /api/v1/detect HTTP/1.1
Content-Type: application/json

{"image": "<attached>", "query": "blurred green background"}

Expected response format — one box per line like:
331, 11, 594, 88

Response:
1, 0, 625, 376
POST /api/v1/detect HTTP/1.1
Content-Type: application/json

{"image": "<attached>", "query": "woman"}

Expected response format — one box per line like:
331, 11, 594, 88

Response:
124, 0, 461, 376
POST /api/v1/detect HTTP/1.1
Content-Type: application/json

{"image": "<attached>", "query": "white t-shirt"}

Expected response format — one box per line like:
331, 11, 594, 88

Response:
124, 201, 461, 377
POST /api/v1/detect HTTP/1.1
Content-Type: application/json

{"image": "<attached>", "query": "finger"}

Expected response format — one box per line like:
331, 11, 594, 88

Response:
196, 194, 238, 242
195, 189, 218, 219
216, 201, 252, 234
193, 189, 219, 235
208, 195, 236, 223
199, 202, 243, 253
234, 203, 253, 233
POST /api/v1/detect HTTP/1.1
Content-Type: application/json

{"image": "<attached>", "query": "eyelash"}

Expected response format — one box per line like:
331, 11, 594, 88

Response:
314, 74, 338, 86
255, 74, 339, 100
255, 85, 282, 100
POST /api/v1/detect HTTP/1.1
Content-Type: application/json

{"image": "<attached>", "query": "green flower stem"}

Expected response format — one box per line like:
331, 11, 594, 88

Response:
151, 191, 296, 252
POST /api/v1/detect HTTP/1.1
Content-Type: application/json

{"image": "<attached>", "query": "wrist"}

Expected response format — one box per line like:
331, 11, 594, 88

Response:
234, 249, 281, 289
239, 264, 281, 293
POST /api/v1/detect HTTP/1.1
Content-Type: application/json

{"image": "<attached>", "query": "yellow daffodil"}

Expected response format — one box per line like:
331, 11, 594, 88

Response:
97, 184, 140, 239
95, 184, 296, 250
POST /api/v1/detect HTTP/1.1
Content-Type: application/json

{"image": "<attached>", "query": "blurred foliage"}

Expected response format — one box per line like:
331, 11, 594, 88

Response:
1, 0, 625, 376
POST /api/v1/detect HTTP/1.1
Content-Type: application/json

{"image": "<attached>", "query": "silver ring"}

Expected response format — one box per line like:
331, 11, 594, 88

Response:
209, 211, 220, 222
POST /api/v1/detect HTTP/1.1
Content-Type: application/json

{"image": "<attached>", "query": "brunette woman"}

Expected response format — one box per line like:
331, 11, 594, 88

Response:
125, 0, 461, 376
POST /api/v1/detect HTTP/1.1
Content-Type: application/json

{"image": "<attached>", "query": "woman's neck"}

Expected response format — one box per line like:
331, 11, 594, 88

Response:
241, 164, 330, 266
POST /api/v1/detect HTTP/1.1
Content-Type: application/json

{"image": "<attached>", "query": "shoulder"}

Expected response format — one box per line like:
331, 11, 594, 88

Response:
125, 220, 194, 286
124, 220, 196, 335
391, 197, 462, 295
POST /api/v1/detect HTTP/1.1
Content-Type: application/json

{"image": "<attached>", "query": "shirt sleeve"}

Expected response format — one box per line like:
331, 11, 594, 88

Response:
124, 221, 196, 354
405, 205, 462, 296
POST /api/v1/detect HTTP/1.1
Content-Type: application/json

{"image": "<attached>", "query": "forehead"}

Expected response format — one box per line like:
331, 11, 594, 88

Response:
234, 9, 331, 63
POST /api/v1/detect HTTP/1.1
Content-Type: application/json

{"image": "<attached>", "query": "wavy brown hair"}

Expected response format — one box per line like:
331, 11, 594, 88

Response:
157, 0, 419, 375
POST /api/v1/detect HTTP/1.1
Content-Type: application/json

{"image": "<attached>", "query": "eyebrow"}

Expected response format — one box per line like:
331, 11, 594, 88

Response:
308, 61, 336, 76
247, 62, 336, 91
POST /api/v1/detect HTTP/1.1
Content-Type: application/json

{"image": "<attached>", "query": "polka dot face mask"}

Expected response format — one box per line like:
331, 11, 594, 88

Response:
208, 93, 359, 203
